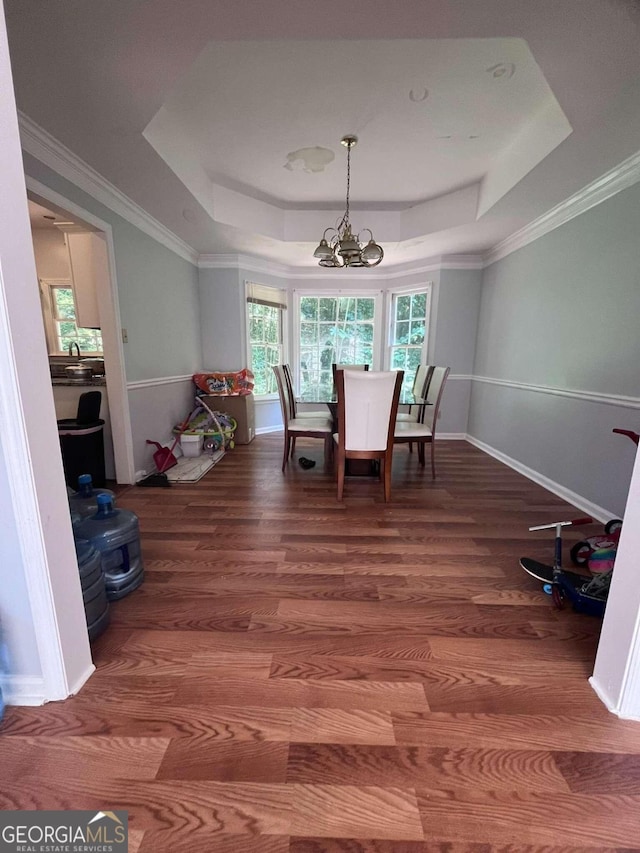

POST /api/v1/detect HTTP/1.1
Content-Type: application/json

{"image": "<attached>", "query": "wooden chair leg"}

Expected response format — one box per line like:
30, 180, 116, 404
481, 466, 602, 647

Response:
408, 442, 413, 454
337, 454, 345, 501
383, 455, 392, 502
417, 442, 425, 467
324, 434, 333, 470
290, 436, 297, 458
430, 439, 436, 479
282, 433, 290, 472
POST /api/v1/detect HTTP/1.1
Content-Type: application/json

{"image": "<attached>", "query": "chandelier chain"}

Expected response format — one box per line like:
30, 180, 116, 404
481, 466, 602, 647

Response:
345, 141, 351, 227
312, 134, 383, 268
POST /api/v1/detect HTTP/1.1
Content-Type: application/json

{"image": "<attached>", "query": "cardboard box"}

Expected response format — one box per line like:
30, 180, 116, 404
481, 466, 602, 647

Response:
201, 394, 255, 444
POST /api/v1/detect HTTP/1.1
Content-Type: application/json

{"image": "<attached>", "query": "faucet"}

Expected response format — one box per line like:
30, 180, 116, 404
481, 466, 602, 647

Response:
68, 342, 81, 359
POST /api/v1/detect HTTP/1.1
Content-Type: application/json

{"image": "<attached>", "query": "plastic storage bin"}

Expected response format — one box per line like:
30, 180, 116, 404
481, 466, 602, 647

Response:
180, 434, 203, 457
75, 494, 144, 600
69, 474, 116, 519
75, 538, 110, 640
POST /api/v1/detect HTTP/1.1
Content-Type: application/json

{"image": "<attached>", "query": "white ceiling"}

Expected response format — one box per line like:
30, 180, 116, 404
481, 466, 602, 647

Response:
5, 0, 640, 268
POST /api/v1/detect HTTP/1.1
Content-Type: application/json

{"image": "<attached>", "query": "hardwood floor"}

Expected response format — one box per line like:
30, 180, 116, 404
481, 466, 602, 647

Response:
2, 436, 640, 851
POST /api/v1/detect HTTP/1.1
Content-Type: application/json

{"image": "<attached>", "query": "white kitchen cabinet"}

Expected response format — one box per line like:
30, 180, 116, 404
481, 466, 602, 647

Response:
66, 232, 109, 329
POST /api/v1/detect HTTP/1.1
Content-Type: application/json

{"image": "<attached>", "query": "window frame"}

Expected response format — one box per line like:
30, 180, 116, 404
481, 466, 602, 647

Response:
292, 288, 383, 396
39, 278, 104, 356
385, 283, 433, 388
244, 281, 288, 399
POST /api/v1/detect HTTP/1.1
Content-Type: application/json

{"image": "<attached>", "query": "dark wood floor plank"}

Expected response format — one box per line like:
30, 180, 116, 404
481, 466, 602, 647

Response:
289, 841, 628, 853
289, 785, 424, 841
392, 711, 640, 754
286, 743, 571, 793
289, 709, 396, 745
552, 751, 640, 794
157, 738, 289, 782
415, 788, 640, 846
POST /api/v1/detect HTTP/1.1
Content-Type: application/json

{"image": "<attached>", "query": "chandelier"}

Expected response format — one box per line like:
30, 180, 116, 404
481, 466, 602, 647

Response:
313, 135, 384, 268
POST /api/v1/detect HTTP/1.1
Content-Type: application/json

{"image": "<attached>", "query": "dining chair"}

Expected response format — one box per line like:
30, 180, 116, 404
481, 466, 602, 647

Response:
396, 364, 435, 423
331, 362, 369, 397
272, 365, 333, 472
334, 368, 403, 502
282, 363, 327, 420
393, 365, 450, 478
332, 362, 369, 382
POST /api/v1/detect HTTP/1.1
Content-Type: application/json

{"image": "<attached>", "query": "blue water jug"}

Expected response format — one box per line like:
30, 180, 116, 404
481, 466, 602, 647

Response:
69, 474, 116, 519
75, 494, 144, 600
75, 538, 110, 640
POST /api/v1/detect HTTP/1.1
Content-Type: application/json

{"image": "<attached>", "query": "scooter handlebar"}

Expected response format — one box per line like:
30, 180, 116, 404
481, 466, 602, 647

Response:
529, 517, 592, 531
613, 428, 640, 446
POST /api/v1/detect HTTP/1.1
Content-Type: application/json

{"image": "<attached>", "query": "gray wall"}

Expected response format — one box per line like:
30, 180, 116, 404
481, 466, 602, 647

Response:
129, 379, 197, 475
23, 154, 203, 479
434, 268, 482, 435
24, 153, 202, 384
111, 219, 200, 382
199, 267, 245, 370
469, 180, 640, 517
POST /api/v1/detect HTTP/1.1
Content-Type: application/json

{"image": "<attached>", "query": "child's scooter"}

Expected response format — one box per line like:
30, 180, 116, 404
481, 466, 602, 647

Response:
520, 518, 610, 616
567, 430, 639, 572
520, 428, 639, 616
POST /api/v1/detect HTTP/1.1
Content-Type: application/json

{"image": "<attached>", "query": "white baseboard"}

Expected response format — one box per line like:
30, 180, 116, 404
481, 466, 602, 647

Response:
438, 432, 467, 440
466, 434, 615, 523
66, 662, 96, 698
588, 675, 640, 721
256, 425, 283, 435
3, 676, 47, 706
2, 660, 95, 706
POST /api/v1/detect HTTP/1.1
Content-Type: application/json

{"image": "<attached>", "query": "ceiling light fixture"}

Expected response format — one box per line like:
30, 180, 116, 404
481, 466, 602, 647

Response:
313, 135, 383, 268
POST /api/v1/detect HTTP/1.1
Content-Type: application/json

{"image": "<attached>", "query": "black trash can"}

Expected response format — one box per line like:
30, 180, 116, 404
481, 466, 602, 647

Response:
58, 419, 106, 488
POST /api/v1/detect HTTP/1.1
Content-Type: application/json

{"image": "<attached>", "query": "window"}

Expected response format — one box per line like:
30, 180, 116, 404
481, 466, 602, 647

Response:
389, 288, 430, 393
246, 282, 287, 396
42, 281, 103, 354
298, 294, 378, 399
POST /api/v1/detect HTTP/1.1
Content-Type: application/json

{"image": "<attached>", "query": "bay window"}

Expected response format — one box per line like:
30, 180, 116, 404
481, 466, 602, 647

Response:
246, 282, 287, 396
296, 292, 380, 399
388, 287, 431, 393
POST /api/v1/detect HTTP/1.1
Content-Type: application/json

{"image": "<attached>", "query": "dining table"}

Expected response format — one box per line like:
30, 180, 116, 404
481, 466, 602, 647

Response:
298, 387, 429, 427
297, 386, 430, 476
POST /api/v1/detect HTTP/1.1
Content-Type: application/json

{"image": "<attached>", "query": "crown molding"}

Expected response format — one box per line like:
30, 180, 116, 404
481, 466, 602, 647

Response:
484, 149, 640, 266
439, 254, 484, 270
198, 252, 483, 279
19, 113, 199, 266
25, 112, 639, 276
198, 254, 291, 277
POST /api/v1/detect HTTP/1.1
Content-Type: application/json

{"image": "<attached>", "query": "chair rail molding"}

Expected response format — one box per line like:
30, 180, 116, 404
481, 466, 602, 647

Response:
127, 374, 194, 390
472, 374, 640, 410
19, 113, 199, 266
485, 148, 640, 266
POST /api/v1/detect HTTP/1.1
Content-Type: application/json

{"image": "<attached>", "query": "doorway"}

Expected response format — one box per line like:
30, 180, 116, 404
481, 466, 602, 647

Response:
27, 182, 135, 484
